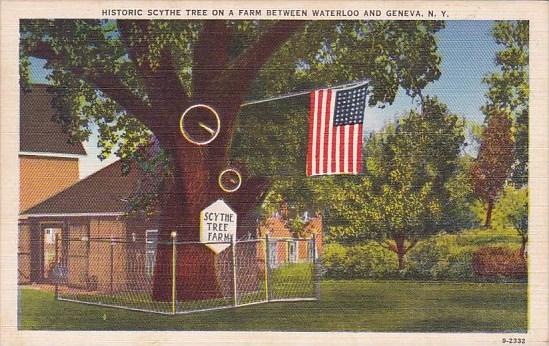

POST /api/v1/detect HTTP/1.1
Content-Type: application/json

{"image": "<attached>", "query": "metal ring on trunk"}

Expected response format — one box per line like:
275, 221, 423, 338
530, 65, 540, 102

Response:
179, 104, 221, 146
218, 168, 242, 193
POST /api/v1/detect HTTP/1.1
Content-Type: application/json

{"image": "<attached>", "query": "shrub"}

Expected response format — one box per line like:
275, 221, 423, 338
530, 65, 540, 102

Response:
321, 242, 397, 279
345, 243, 398, 279
472, 247, 527, 279
321, 243, 348, 279
407, 239, 450, 279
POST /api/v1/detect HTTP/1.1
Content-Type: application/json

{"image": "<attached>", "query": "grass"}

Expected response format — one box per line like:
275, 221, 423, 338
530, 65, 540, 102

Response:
55, 262, 314, 312
19, 279, 527, 332
452, 227, 522, 248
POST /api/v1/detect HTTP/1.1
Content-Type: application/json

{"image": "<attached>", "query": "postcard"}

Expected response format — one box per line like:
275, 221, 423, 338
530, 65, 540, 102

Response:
1, 1, 548, 345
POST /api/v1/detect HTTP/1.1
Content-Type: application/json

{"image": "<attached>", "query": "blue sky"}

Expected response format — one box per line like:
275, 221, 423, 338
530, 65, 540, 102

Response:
366, 20, 498, 131
28, 20, 500, 178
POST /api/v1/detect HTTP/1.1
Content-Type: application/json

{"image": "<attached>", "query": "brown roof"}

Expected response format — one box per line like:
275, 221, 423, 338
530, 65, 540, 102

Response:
21, 160, 140, 215
20, 84, 87, 156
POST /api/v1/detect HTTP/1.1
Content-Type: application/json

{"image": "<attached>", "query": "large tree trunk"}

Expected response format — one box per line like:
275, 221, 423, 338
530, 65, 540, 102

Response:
388, 234, 418, 272
151, 124, 270, 301
112, 20, 304, 302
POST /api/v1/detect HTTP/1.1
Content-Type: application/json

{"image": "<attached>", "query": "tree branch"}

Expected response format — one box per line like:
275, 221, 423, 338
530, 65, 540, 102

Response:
27, 41, 157, 133
117, 20, 188, 120
220, 20, 305, 100
405, 239, 419, 253
192, 20, 232, 98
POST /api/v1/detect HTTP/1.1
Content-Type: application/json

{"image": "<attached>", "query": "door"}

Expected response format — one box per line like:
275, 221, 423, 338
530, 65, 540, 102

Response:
145, 230, 158, 277
288, 241, 297, 263
42, 227, 62, 280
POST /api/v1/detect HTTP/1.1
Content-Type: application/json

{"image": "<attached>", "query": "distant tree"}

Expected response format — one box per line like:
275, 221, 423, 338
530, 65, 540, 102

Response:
470, 108, 514, 227
483, 21, 529, 187
492, 186, 528, 257
327, 98, 467, 270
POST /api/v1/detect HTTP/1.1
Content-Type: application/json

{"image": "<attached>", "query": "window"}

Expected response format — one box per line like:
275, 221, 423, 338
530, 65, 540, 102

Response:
145, 230, 158, 277
308, 239, 315, 260
288, 241, 297, 263
44, 228, 55, 244
268, 240, 277, 268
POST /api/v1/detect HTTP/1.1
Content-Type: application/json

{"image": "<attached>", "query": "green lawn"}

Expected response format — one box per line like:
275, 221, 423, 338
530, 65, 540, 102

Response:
19, 280, 527, 332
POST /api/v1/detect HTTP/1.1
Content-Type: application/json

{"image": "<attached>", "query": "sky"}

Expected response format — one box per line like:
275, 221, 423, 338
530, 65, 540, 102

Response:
28, 20, 500, 178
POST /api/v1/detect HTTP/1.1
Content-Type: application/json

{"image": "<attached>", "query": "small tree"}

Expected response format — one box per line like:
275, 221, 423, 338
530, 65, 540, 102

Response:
483, 21, 529, 187
492, 186, 528, 257
327, 97, 467, 270
470, 108, 514, 227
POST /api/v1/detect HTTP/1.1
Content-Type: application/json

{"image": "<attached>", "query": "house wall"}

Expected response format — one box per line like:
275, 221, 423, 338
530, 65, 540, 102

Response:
258, 214, 324, 265
19, 155, 80, 212
87, 219, 127, 292
18, 222, 32, 284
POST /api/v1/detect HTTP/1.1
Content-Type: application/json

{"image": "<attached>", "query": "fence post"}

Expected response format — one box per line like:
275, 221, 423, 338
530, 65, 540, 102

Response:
109, 238, 114, 294
264, 234, 270, 302
231, 238, 238, 307
171, 231, 177, 315
312, 234, 320, 300
54, 234, 59, 300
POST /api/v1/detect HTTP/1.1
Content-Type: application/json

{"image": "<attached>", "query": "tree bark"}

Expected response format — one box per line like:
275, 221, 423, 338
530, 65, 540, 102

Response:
519, 235, 527, 258
395, 235, 406, 271
484, 199, 494, 228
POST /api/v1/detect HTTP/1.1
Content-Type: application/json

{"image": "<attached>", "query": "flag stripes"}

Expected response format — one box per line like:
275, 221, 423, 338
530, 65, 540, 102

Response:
306, 88, 364, 176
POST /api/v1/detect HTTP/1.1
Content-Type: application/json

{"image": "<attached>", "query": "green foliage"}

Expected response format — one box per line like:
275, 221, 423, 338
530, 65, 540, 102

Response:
471, 185, 528, 237
321, 244, 348, 278
470, 108, 514, 226
327, 97, 468, 247
21, 20, 445, 165
491, 186, 528, 237
483, 21, 529, 186
321, 243, 397, 279
20, 19, 447, 215
345, 243, 399, 278
407, 237, 476, 281
231, 97, 308, 178
323, 226, 524, 281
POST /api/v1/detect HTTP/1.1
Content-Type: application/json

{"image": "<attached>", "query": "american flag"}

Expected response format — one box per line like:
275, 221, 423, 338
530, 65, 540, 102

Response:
306, 83, 367, 176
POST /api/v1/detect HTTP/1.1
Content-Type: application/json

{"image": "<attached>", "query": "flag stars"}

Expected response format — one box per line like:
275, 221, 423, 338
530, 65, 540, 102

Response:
333, 85, 367, 126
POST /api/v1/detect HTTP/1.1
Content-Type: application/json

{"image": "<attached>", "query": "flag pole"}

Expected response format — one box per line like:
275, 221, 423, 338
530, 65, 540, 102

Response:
241, 79, 368, 107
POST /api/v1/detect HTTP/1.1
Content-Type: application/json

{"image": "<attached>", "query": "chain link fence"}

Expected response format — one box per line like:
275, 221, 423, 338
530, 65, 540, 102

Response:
53, 235, 319, 315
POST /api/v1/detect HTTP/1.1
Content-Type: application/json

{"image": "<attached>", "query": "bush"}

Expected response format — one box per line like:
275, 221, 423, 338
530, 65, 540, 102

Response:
444, 248, 476, 281
472, 247, 527, 279
345, 243, 398, 279
407, 240, 450, 279
321, 243, 397, 279
321, 243, 348, 279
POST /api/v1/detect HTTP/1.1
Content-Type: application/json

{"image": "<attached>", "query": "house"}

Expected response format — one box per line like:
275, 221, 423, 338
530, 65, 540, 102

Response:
18, 86, 323, 290
18, 84, 87, 284
257, 202, 323, 268
18, 160, 158, 287
19, 84, 87, 212
19, 158, 323, 290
